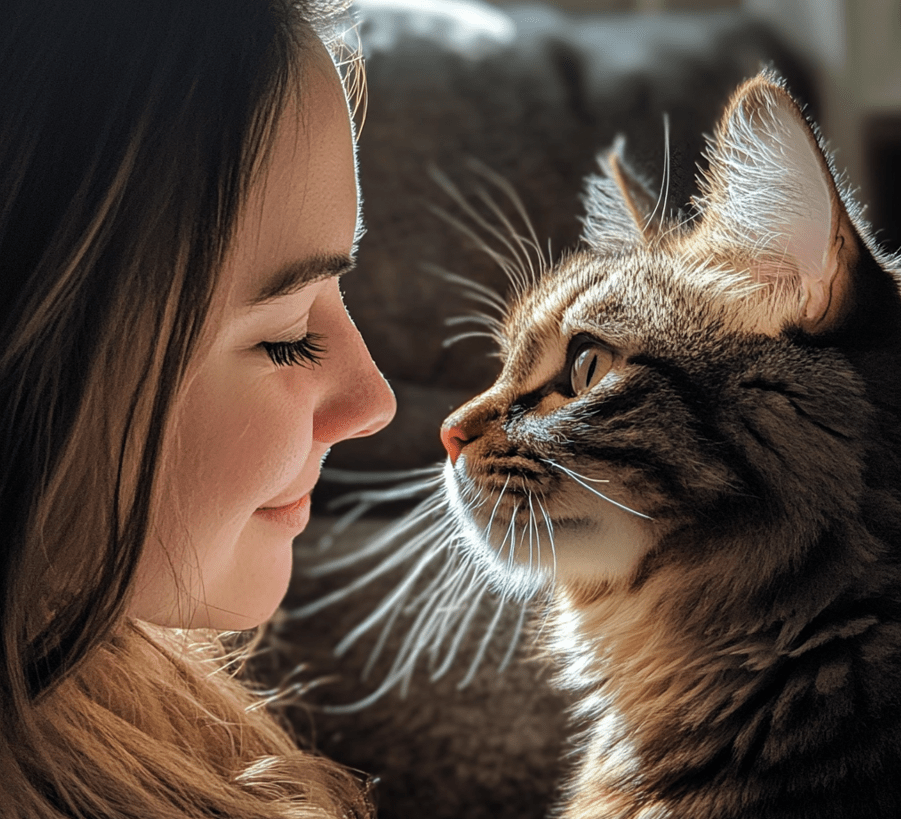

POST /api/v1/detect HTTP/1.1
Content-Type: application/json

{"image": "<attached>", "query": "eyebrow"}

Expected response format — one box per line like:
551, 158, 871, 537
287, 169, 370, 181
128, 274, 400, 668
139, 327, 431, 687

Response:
247, 252, 356, 307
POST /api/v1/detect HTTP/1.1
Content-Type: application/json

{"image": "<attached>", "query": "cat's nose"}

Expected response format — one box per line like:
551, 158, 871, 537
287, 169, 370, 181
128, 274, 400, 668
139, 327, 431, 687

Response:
440, 423, 472, 466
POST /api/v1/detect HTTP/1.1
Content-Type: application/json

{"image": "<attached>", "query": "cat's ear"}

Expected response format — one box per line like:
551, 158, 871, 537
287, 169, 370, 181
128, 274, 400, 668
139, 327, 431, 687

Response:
582, 136, 663, 250
691, 71, 861, 334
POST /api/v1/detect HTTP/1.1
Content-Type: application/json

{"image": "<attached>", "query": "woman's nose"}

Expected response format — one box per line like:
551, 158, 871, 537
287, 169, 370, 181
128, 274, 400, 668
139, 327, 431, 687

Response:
312, 304, 396, 445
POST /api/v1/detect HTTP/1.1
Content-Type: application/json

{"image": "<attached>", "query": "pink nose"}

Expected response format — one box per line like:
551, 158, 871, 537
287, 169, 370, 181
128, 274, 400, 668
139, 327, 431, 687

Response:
440, 423, 469, 466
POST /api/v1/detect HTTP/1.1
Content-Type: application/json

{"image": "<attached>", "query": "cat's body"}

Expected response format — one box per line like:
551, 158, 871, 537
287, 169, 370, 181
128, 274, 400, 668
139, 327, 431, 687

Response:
438, 73, 901, 817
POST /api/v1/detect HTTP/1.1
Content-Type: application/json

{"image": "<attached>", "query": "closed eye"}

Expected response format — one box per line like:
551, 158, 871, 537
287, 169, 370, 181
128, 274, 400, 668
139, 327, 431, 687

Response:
261, 333, 326, 368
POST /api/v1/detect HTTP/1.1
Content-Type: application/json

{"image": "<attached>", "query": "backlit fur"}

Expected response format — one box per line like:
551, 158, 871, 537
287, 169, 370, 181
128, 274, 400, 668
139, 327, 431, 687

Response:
439, 72, 901, 817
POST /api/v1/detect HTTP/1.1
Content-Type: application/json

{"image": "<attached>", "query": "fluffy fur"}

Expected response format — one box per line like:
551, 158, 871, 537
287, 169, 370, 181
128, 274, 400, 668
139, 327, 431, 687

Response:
319, 71, 901, 818
435, 72, 901, 818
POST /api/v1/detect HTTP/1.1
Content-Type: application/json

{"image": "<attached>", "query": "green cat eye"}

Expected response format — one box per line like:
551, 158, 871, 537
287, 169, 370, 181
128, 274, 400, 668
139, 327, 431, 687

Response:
571, 344, 613, 395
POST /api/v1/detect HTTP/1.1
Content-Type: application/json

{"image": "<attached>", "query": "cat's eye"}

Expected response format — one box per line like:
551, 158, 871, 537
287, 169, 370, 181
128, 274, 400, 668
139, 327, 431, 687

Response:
570, 344, 613, 395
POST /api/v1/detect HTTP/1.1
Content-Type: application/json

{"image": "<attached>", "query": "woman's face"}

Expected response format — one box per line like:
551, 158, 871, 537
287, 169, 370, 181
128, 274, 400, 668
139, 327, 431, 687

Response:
129, 46, 396, 630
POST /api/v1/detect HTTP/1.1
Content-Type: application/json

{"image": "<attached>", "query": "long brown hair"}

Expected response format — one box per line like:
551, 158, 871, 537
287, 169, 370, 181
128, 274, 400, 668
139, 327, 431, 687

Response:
0, 1, 372, 815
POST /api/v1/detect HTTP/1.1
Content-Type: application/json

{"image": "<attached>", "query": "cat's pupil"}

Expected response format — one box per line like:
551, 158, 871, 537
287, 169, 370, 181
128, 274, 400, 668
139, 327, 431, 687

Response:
571, 344, 611, 395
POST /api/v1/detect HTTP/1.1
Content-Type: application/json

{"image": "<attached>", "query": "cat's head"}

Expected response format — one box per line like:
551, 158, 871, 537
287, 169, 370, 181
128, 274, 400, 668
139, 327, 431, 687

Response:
440, 72, 901, 603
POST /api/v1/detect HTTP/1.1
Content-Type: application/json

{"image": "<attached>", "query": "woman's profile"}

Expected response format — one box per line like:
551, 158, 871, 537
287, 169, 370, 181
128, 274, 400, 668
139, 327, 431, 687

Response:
0, 0, 395, 815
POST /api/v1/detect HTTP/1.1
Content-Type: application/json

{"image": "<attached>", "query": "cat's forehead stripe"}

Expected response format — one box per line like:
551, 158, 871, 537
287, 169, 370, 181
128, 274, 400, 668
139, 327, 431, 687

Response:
510, 292, 571, 393
506, 241, 789, 397
564, 274, 636, 345
554, 257, 664, 347
557, 248, 774, 342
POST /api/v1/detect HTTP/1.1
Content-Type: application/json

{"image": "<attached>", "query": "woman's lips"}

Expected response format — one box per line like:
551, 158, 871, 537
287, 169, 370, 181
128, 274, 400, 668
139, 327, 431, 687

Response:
253, 493, 311, 531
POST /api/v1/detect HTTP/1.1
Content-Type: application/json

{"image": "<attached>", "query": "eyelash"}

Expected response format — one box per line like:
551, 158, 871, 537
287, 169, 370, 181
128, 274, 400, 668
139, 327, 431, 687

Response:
261, 332, 326, 368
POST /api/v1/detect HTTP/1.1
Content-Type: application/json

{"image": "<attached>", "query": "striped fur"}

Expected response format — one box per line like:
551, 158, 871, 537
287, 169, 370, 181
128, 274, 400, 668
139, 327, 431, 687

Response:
441, 73, 901, 817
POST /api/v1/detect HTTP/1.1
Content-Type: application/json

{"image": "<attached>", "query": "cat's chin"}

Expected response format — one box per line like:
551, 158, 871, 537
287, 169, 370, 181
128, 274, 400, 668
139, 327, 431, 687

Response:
454, 511, 550, 601
443, 460, 653, 596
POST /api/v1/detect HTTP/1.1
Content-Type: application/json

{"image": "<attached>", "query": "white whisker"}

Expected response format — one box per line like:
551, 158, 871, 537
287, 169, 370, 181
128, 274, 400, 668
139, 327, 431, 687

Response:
443, 330, 503, 349
503, 503, 519, 570
545, 459, 654, 521
472, 185, 538, 292
425, 176, 520, 278
380, 570, 473, 699
424, 263, 509, 316
427, 162, 545, 300
326, 479, 442, 510
536, 497, 558, 586
425, 564, 476, 665
485, 475, 510, 544
321, 647, 423, 714
430, 578, 489, 681
321, 466, 443, 484
361, 583, 410, 681
328, 542, 444, 650
304, 507, 443, 577
644, 112, 671, 237
409, 550, 463, 613
497, 600, 528, 673
299, 440, 534, 704
457, 591, 507, 689
425, 569, 474, 668
393, 581, 451, 666
465, 156, 548, 274
445, 312, 505, 332
527, 493, 537, 575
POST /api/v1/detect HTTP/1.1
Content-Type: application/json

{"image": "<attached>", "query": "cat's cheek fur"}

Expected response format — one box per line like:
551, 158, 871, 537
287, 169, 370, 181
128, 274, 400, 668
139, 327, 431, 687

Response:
546, 505, 655, 586
443, 459, 655, 595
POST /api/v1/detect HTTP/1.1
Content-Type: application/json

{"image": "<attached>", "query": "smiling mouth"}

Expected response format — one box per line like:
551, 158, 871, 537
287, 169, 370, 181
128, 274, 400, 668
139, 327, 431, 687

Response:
254, 493, 311, 530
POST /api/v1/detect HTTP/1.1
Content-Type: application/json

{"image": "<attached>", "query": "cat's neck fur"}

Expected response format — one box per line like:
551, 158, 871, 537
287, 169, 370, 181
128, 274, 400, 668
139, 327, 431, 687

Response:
437, 70, 901, 818
549, 395, 901, 817
544, 70, 901, 816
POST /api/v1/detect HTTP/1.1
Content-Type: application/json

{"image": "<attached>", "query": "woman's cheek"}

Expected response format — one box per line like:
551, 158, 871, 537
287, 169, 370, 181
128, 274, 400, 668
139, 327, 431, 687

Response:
170, 355, 311, 529
255, 373, 317, 496
211, 366, 317, 509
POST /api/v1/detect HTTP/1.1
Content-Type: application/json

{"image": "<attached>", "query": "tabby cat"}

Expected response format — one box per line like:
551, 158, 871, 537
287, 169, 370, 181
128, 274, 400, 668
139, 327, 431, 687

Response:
434, 72, 901, 818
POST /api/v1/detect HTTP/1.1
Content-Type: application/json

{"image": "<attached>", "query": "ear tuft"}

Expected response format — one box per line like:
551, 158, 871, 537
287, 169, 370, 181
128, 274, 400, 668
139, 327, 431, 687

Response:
581, 136, 663, 251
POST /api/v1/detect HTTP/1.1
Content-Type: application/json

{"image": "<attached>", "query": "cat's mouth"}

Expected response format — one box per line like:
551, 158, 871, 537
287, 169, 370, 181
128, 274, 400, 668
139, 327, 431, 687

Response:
470, 455, 546, 483
474, 473, 550, 498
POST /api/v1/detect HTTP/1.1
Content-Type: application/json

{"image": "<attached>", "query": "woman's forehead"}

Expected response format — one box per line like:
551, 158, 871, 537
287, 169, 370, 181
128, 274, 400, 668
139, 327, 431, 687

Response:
222, 45, 358, 313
